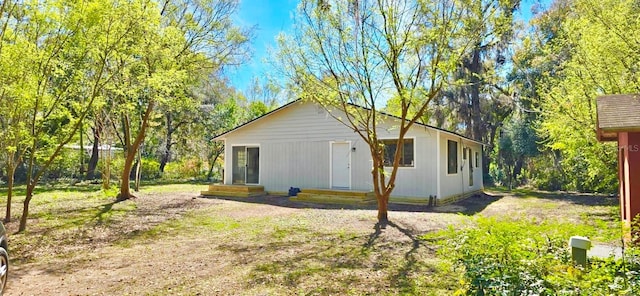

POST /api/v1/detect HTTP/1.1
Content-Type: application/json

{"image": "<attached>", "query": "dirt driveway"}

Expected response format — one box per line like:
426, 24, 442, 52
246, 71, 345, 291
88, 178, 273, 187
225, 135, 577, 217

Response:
5, 187, 618, 295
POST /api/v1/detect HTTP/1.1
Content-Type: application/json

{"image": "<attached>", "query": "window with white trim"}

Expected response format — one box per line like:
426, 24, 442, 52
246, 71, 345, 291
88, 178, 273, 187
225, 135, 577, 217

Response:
381, 138, 414, 167
475, 151, 479, 168
447, 140, 458, 174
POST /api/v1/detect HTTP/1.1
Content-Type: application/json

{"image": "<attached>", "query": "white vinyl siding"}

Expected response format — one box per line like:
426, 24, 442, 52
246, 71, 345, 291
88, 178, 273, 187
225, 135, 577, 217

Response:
221, 101, 479, 200
439, 133, 484, 199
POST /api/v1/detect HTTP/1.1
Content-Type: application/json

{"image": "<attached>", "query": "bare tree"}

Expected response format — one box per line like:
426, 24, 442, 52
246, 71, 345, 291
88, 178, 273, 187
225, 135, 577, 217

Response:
278, 0, 472, 223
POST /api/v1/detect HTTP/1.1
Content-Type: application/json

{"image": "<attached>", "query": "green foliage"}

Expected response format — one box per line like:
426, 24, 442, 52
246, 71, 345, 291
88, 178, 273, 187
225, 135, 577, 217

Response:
528, 153, 564, 191
491, 114, 541, 187
430, 217, 640, 295
46, 149, 83, 181
247, 100, 270, 120
163, 158, 204, 180
139, 158, 161, 181
528, 0, 638, 193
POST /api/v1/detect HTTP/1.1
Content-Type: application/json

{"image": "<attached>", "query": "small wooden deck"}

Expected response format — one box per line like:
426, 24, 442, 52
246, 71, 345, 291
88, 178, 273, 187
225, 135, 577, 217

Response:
290, 188, 376, 205
389, 196, 433, 206
201, 184, 266, 198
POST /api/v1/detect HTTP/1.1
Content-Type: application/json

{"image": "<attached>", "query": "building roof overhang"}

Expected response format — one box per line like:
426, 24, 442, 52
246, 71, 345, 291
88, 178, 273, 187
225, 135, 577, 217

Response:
214, 99, 487, 146
596, 94, 640, 142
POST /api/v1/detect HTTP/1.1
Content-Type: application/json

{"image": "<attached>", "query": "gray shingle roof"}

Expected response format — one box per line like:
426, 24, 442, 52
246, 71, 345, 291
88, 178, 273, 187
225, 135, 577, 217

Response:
597, 94, 640, 132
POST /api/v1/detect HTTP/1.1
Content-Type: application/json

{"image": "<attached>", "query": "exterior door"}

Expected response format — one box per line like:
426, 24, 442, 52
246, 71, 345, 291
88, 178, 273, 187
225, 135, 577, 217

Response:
331, 142, 350, 188
232, 146, 246, 184
232, 146, 260, 184
468, 149, 474, 186
246, 147, 260, 184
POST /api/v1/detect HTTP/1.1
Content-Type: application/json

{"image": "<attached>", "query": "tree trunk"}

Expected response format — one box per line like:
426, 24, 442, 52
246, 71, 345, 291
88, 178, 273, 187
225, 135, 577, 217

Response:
483, 124, 499, 185
159, 150, 169, 173
371, 147, 391, 224
513, 158, 524, 184
470, 47, 483, 141
377, 193, 389, 224
206, 161, 215, 181
4, 164, 15, 223
18, 184, 35, 232
206, 149, 222, 181
459, 88, 473, 138
134, 148, 141, 192
86, 125, 100, 180
102, 145, 111, 190
159, 113, 173, 173
117, 102, 155, 201
118, 150, 136, 201
508, 165, 513, 190
79, 122, 85, 176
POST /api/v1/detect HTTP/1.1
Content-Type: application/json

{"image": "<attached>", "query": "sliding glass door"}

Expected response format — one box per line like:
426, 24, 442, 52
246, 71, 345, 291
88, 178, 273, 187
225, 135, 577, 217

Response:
232, 146, 259, 184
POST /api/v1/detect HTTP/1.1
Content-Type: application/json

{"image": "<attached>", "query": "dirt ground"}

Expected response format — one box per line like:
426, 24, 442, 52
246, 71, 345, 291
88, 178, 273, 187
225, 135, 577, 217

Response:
5, 188, 619, 295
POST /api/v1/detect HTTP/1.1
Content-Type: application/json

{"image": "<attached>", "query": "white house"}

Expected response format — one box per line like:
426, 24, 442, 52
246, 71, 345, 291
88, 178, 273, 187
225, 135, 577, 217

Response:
213, 100, 484, 205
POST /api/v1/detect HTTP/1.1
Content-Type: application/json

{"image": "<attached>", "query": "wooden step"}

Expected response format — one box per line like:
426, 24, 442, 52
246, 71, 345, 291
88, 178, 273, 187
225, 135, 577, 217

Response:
207, 184, 265, 193
300, 188, 374, 198
389, 197, 432, 205
201, 184, 266, 198
200, 190, 266, 198
289, 194, 376, 205
290, 193, 376, 206
295, 192, 373, 201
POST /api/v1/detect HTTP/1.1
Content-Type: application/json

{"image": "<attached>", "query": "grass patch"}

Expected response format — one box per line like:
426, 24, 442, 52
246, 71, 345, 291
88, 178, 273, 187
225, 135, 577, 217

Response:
5, 184, 625, 295
7, 183, 204, 264
426, 216, 639, 295
115, 210, 243, 247
136, 183, 206, 194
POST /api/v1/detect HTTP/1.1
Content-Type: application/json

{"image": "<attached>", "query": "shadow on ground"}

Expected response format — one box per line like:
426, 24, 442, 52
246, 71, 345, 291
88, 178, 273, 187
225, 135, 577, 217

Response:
220, 218, 444, 294
200, 191, 503, 216
490, 188, 619, 207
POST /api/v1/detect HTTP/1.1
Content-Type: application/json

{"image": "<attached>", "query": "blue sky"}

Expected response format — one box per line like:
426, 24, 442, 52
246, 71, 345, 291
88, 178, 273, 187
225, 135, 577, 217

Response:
228, 0, 550, 94
228, 0, 298, 93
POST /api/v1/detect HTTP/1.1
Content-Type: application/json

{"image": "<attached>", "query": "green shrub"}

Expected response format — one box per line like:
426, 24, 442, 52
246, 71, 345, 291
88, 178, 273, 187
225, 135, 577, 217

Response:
45, 148, 83, 180
428, 217, 640, 295
108, 157, 124, 180
140, 158, 160, 180
101, 156, 161, 181
163, 158, 203, 180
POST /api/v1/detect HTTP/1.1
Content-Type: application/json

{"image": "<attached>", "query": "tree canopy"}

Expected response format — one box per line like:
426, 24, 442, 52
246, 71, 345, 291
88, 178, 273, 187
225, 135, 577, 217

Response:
0, 0, 251, 231
277, 0, 485, 222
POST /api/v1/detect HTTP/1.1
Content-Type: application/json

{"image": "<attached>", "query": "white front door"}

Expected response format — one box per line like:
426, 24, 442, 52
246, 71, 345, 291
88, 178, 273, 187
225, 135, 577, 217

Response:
331, 142, 350, 188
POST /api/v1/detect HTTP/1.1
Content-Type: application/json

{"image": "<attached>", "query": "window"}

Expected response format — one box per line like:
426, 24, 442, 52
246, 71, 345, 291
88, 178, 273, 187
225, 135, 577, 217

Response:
463, 147, 467, 160
475, 151, 479, 168
447, 140, 458, 174
381, 138, 414, 167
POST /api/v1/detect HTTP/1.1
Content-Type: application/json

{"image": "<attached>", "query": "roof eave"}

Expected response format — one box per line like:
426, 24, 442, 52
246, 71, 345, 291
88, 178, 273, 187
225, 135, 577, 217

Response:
213, 99, 487, 146
596, 128, 618, 142
598, 126, 640, 133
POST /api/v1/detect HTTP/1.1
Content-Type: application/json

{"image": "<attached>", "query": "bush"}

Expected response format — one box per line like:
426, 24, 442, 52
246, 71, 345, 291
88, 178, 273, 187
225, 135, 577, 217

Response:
103, 156, 161, 181
529, 153, 565, 191
138, 158, 161, 180
46, 148, 83, 180
428, 217, 640, 295
163, 158, 204, 180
